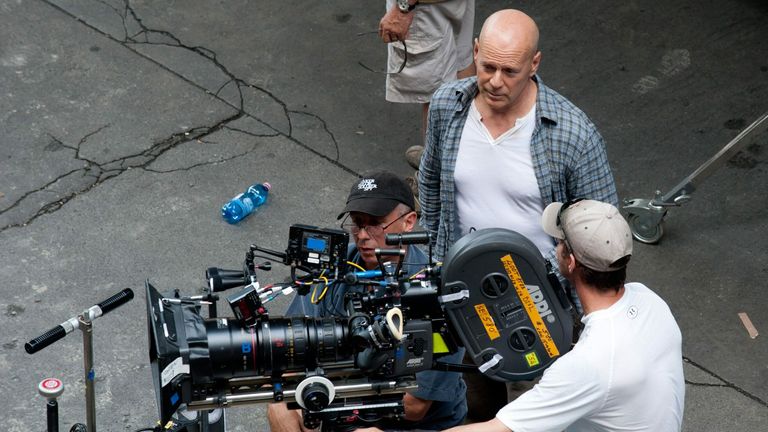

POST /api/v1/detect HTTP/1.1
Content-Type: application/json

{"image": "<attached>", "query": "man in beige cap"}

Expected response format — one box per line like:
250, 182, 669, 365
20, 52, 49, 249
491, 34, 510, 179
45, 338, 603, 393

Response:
433, 199, 686, 432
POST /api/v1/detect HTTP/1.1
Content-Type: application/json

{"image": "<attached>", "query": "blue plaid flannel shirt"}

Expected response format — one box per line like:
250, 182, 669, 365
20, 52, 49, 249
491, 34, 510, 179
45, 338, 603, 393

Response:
417, 76, 618, 311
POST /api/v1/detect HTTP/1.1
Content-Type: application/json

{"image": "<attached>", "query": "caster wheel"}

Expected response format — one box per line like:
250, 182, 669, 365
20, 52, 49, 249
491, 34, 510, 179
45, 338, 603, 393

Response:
627, 212, 664, 244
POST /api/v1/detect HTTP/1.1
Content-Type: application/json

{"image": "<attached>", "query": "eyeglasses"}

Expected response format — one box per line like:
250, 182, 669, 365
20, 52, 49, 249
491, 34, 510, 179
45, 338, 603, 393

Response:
556, 198, 585, 252
340, 212, 410, 236
356, 31, 408, 75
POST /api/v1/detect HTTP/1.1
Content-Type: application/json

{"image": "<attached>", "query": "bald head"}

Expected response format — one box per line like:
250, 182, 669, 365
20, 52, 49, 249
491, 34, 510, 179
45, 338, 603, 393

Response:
473, 10, 542, 116
478, 10, 540, 59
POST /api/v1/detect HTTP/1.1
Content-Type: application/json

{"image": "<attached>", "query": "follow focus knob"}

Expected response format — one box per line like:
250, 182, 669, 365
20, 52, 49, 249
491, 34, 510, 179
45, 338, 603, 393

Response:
295, 376, 336, 412
302, 382, 330, 411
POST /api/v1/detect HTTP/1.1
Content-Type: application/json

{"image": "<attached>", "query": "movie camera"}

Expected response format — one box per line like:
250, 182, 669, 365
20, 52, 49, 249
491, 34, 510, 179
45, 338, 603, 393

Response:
147, 224, 576, 431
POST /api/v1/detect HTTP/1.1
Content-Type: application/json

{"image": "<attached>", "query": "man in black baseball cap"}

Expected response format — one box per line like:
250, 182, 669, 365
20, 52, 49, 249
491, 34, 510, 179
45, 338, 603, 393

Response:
336, 170, 418, 268
268, 170, 468, 431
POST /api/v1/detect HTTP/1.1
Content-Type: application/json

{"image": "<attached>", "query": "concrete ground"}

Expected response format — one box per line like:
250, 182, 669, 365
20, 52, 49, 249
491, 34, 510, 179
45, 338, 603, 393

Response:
1, 0, 766, 431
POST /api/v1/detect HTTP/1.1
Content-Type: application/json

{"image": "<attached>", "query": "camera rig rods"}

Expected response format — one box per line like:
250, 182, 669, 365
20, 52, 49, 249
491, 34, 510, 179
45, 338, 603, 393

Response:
185, 378, 417, 411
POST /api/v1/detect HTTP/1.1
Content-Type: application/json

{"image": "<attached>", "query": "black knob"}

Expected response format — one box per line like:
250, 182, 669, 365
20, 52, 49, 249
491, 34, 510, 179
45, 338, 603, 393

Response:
509, 328, 537, 352
302, 382, 330, 411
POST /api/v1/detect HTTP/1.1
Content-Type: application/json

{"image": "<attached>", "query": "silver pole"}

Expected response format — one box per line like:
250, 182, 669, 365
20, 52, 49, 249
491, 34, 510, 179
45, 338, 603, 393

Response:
80, 317, 97, 432
654, 111, 768, 206
622, 110, 768, 243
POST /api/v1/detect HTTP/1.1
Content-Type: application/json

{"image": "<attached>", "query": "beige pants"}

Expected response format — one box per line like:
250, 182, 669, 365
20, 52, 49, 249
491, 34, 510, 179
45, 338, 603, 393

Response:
385, 0, 475, 103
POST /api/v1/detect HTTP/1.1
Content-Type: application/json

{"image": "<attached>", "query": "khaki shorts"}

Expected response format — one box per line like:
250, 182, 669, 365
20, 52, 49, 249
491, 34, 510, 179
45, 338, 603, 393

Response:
385, 0, 475, 104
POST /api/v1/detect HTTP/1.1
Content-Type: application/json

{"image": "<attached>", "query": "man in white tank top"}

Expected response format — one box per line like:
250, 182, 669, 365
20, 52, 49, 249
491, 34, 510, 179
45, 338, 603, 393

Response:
417, 9, 620, 421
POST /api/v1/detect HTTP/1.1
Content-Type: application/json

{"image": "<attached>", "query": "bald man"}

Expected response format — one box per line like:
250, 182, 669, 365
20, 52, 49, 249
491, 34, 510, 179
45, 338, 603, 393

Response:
416, 9, 619, 420
418, 8, 618, 282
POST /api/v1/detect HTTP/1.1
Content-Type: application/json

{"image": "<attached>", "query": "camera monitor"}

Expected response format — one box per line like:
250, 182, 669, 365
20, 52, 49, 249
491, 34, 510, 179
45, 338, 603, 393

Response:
286, 224, 349, 274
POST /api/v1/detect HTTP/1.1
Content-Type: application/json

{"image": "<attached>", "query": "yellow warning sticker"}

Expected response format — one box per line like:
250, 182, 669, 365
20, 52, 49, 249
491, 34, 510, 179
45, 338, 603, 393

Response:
432, 333, 449, 354
525, 351, 540, 367
501, 255, 560, 358
474, 303, 501, 341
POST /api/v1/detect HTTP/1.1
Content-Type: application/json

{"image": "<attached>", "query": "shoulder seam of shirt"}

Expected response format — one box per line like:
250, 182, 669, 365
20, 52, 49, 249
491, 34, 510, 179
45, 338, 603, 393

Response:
431, 77, 476, 110
536, 77, 598, 131
535, 76, 560, 125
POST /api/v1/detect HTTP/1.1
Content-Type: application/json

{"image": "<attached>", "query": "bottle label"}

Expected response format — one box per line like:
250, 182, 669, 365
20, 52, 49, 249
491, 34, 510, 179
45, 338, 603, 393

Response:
231, 193, 244, 201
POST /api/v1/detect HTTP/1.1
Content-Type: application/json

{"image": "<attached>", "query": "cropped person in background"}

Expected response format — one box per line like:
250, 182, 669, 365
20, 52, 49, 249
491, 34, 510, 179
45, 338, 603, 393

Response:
378, 0, 476, 170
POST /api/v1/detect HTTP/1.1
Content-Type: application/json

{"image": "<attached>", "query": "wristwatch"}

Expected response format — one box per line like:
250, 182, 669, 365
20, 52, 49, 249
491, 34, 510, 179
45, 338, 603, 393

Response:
397, 0, 417, 13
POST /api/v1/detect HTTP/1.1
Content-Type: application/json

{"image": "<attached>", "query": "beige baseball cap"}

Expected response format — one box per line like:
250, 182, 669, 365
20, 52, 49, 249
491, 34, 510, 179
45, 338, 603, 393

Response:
541, 200, 633, 272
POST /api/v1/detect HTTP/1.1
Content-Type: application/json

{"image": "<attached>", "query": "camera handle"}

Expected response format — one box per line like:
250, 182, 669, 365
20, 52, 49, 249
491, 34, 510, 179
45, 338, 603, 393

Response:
25, 288, 135, 432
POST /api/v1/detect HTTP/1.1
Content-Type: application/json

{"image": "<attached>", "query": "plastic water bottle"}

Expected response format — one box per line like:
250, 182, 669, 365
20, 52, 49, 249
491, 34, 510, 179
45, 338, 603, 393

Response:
221, 182, 271, 224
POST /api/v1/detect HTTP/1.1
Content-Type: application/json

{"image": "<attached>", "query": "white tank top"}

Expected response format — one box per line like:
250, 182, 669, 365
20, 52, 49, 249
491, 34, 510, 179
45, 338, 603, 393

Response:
454, 101, 554, 255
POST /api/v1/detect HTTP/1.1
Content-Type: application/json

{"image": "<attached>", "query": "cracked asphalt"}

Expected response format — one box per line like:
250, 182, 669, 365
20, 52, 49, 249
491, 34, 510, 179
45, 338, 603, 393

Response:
1, 1, 766, 431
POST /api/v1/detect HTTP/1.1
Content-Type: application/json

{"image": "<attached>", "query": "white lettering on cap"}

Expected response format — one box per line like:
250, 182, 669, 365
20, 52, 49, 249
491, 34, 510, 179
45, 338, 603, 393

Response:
358, 179, 377, 191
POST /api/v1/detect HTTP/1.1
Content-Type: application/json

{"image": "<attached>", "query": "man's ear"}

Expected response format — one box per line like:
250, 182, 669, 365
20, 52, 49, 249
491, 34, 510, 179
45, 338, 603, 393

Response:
403, 211, 418, 232
559, 245, 576, 273
530, 50, 542, 77
566, 252, 577, 274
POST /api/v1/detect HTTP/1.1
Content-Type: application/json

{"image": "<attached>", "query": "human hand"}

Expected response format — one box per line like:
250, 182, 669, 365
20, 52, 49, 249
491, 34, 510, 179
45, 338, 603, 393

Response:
354, 428, 384, 432
378, 6, 415, 43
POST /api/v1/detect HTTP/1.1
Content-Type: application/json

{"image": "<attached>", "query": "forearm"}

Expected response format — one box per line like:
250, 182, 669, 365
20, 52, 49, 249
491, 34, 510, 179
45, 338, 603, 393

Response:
444, 418, 510, 432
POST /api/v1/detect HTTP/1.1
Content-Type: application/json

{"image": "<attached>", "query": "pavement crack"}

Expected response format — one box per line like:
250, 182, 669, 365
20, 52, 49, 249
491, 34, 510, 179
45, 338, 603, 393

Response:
0, 168, 83, 217
116, 0, 347, 169
74, 124, 111, 162
1, 112, 242, 232
45, 133, 75, 153
143, 142, 257, 174
19, 0, 361, 232
99, 112, 243, 173
43, 0, 353, 169
222, 125, 280, 139
683, 356, 767, 407
289, 109, 341, 162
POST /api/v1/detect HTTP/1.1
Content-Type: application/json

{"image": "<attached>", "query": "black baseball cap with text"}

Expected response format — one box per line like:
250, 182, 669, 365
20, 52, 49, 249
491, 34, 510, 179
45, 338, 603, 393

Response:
337, 171, 415, 219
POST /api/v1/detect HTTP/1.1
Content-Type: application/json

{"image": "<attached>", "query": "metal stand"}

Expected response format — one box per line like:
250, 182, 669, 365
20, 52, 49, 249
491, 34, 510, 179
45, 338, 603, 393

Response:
622, 111, 768, 243
80, 317, 97, 432
26, 288, 135, 432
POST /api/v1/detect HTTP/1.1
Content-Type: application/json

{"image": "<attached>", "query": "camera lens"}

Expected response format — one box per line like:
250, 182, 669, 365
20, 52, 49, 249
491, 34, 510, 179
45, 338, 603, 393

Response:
197, 316, 350, 380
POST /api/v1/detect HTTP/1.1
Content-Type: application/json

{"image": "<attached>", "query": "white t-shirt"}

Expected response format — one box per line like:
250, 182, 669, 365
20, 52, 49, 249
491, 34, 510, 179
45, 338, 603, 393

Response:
454, 101, 554, 255
497, 283, 685, 432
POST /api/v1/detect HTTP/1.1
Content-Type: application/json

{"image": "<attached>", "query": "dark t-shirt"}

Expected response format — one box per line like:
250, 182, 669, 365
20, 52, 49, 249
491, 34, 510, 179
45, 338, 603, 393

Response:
285, 244, 467, 430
